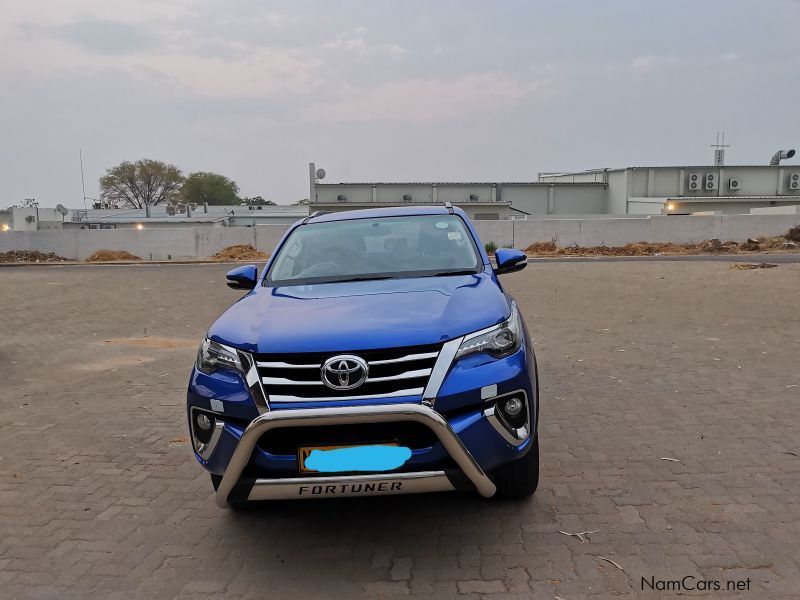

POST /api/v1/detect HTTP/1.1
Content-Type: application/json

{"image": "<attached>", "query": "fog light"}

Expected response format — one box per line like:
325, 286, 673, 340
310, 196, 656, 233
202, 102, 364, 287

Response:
503, 397, 523, 417
196, 413, 213, 431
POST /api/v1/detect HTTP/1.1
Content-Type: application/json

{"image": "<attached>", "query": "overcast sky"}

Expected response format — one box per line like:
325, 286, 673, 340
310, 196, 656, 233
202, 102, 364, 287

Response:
2, 0, 800, 207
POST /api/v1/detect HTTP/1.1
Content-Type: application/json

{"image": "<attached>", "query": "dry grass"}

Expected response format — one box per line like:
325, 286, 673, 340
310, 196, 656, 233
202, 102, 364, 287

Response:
212, 244, 269, 261
0, 250, 71, 263
730, 263, 778, 270
86, 250, 141, 262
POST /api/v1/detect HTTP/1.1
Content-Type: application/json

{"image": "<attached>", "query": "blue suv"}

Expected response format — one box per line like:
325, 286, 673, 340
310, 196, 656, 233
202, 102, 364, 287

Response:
187, 205, 539, 506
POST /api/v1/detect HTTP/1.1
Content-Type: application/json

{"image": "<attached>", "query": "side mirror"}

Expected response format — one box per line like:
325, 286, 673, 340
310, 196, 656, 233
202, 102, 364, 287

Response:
494, 248, 527, 275
226, 265, 258, 290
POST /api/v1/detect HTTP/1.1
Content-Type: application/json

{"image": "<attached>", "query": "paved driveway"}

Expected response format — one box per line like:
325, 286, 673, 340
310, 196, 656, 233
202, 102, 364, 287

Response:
1, 262, 798, 599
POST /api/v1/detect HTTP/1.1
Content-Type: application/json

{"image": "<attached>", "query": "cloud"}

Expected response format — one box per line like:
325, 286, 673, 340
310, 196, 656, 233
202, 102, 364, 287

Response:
306, 74, 544, 122
629, 54, 678, 73
49, 18, 157, 55
321, 27, 406, 58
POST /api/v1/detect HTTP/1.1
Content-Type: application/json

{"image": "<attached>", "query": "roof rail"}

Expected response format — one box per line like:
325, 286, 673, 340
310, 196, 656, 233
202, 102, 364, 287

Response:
302, 210, 330, 224
444, 201, 454, 214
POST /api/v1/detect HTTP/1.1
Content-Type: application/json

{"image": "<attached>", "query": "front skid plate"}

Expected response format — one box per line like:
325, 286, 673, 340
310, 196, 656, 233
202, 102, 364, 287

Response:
247, 470, 455, 501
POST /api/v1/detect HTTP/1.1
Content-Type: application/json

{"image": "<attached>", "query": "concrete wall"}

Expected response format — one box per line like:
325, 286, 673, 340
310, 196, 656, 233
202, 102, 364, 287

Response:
0, 224, 292, 260
470, 213, 800, 248
2, 214, 798, 259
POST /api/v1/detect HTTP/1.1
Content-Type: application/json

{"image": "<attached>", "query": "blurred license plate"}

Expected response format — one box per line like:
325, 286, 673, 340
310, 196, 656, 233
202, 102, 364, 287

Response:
298, 442, 403, 473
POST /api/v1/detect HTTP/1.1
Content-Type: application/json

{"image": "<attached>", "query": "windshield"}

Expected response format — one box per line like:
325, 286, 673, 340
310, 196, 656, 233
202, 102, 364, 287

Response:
267, 214, 481, 285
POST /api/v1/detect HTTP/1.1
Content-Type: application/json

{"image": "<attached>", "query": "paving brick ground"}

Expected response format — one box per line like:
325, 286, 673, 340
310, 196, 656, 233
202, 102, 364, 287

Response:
1, 261, 798, 599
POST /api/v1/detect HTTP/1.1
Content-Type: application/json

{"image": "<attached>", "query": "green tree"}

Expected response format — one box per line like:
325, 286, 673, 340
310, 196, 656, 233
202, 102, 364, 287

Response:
100, 159, 184, 208
181, 172, 240, 205
241, 196, 276, 206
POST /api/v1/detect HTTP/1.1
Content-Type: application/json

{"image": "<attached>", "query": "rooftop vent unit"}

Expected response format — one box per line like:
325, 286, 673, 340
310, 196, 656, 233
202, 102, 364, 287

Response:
770, 149, 796, 166
704, 173, 718, 191
402, 194, 412, 202
728, 178, 741, 191
789, 172, 800, 190
687, 173, 701, 191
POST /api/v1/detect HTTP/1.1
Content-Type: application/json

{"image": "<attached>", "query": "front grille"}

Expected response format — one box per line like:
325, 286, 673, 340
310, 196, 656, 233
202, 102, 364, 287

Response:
258, 421, 439, 455
254, 343, 442, 402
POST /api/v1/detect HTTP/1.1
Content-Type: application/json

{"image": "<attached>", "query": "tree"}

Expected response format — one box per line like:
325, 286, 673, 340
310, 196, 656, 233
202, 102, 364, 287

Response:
241, 196, 276, 206
181, 172, 240, 205
100, 159, 184, 208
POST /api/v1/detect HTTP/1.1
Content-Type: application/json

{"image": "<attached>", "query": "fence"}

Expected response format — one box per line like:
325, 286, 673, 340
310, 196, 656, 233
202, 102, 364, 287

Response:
1, 215, 798, 261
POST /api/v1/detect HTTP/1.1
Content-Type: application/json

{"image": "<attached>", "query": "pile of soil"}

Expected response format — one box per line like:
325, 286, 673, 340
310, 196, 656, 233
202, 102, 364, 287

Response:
0, 250, 71, 263
525, 229, 800, 257
86, 250, 141, 262
212, 244, 269, 261
730, 263, 778, 270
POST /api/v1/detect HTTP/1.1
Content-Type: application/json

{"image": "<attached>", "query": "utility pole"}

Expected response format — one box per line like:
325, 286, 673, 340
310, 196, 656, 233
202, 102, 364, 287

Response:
79, 148, 88, 210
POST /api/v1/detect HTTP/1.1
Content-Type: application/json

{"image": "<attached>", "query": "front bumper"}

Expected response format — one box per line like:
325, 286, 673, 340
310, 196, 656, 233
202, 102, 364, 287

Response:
213, 403, 497, 506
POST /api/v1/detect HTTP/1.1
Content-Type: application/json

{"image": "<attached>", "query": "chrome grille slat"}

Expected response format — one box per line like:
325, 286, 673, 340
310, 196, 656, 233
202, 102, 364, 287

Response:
270, 388, 425, 403
256, 361, 320, 369
369, 351, 439, 365
366, 368, 432, 383
261, 377, 324, 386
254, 343, 443, 402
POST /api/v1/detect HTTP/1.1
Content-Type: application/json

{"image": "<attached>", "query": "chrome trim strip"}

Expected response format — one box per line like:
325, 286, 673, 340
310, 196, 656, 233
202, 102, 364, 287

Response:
369, 351, 439, 365
422, 337, 463, 405
247, 471, 454, 501
241, 352, 269, 413
215, 403, 495, 507
190, 407, 225, 460
262, 377, 324, 386
366, 368, 432, 383
257, 361, 320, 369
482, 390, 530, 447
269, 388, 424, 402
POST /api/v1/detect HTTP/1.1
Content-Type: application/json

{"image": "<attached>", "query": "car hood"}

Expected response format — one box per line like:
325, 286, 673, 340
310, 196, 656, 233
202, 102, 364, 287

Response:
208, 272, 510, 354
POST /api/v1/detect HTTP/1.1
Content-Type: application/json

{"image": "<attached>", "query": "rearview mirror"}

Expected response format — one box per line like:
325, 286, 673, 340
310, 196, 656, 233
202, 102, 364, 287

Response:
494, 249, 527, 275
226, 265, 258, 289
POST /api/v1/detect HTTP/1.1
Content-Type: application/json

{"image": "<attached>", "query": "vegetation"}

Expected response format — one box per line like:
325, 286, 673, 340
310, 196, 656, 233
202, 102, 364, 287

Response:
100, 159, 184, 208
182, 172, 240, 206
484, 240, 497, 254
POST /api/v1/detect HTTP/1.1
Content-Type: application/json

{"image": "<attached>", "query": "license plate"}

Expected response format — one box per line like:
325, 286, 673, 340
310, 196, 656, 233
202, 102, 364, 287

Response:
298, 442, 410, 473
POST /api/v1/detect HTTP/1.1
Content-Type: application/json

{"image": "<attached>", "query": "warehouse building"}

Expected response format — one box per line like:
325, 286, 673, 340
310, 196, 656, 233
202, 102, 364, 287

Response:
310, 156, 800, 217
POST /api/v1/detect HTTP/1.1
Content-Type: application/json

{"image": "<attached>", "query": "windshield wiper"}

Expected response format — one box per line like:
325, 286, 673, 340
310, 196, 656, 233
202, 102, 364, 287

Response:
427, 269, 480, 277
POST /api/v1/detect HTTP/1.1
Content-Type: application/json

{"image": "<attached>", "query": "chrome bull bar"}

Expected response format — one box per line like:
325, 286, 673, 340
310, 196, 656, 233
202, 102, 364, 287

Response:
215, 403, 496, 507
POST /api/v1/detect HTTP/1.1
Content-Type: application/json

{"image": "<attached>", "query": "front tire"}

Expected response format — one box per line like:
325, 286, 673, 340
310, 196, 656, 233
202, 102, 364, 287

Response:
491, 436, 539, 499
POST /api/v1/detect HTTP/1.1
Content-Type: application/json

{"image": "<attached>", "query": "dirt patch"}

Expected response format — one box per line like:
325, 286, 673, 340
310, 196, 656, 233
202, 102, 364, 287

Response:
104, 337, 197, 349
212, 244, 269, 261
730, 263, 778, 270
0, 250, 71, 263
86, 250, 141, 262
525, 233, 800, 257
81, 355, 156, 371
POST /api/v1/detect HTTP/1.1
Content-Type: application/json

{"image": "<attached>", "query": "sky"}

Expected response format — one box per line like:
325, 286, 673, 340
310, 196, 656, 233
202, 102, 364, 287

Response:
2, 0, 800, 207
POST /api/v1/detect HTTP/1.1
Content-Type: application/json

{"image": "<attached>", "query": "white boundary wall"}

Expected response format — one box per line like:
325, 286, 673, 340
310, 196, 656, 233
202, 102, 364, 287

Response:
1, 215, 798, 260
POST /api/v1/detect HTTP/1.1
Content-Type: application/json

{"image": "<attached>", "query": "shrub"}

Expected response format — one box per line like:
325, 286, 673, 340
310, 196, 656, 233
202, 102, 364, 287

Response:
484, 240, 497, 254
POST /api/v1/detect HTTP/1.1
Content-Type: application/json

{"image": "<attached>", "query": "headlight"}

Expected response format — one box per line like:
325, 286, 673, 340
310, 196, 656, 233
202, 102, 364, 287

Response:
455, 302, 522, 360
196, 338, 244, 374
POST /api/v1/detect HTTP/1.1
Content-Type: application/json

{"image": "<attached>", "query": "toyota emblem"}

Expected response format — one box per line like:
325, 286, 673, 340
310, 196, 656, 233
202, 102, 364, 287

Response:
321, 355, 368, 390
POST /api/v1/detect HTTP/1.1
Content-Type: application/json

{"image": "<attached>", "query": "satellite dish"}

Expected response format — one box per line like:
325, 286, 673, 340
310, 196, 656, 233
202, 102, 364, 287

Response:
315, 168, 326, 180
55, 204, 68, 216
